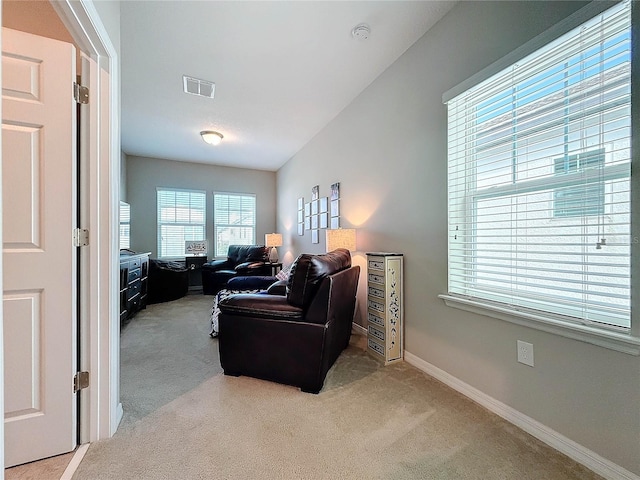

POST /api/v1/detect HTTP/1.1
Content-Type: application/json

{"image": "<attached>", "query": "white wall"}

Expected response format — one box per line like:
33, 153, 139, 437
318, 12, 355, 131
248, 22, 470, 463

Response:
126, 155, 276, 258
277, 1, 640, 476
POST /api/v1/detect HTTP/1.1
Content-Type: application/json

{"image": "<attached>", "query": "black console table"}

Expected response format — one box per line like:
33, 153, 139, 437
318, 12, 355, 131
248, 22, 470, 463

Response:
120, 250, 151, 324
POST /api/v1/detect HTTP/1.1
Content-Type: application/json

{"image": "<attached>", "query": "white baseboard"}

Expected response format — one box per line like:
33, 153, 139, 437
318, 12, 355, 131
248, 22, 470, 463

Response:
352, 323, 367, 336
404, 350, 639, 480
115, 401, 124, 432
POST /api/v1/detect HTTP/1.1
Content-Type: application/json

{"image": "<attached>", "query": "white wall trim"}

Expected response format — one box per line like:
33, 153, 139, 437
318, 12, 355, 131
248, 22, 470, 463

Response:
404, 350, 640, 480
51, 0, 121, 442
0, 4, 5, 474
440, 294, 640, 356
352, 322, 367, 337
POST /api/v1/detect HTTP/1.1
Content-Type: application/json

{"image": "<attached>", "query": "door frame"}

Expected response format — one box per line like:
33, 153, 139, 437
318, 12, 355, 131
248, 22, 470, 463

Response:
0, 0, 120, 469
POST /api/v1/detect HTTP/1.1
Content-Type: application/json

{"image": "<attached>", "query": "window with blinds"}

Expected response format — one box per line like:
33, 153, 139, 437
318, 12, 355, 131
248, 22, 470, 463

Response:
157, 188, 206, 258
213, 193, 256, 257
445, 1, 631, 330
119, 201, 131, 250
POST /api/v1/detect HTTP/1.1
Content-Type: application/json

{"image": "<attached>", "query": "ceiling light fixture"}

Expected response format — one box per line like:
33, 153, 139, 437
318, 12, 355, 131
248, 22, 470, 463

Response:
200, 130, 223, 146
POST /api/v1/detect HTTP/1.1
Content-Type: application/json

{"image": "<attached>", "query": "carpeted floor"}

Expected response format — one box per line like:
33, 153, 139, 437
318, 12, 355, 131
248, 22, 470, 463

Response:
70, 294, 601, 480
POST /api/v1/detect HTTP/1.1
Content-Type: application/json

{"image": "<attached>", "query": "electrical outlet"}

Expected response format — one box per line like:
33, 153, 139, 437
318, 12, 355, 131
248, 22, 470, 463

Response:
517, 340, 534, 367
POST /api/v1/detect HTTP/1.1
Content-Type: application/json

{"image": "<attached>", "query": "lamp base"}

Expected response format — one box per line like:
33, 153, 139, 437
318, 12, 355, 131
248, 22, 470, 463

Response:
268, 247, 279, 263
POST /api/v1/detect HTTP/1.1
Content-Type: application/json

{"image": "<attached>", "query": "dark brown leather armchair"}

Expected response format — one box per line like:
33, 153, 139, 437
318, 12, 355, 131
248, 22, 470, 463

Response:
218, 249, 360, 393
201, 245, 272, 294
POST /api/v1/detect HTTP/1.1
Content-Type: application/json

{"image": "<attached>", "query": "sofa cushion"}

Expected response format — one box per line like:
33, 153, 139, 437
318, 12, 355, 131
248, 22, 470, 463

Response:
227, 245, 267, 265
286, 248, 351, 309
227, 275, 278, 291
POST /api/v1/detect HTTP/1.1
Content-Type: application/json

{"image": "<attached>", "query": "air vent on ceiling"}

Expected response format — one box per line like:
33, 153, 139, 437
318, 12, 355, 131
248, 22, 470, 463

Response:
183, 75, 215, 99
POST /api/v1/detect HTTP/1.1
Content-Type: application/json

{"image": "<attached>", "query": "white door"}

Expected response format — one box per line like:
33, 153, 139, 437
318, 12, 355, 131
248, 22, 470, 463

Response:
2, 27, 77, 467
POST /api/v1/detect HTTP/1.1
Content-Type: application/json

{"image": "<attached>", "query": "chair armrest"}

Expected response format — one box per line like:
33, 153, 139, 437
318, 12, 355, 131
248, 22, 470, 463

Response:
219, 294, 303, 320
204, 259, 231, 271
266, 279, 287, 296
235, 261, 266, 271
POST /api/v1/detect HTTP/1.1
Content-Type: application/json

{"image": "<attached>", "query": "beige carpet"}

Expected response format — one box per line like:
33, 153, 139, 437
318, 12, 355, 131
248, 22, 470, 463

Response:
71, 295, 601, 480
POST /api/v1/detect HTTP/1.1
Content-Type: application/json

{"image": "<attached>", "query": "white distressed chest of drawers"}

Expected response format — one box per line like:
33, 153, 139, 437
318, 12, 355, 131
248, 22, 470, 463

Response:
366, 253, 404, 364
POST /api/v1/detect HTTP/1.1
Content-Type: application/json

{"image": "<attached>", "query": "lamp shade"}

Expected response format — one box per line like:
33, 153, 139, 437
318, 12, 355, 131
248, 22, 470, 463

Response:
265, 233, 283, 248
326, 228, 356, 252
200, 130, 223, 145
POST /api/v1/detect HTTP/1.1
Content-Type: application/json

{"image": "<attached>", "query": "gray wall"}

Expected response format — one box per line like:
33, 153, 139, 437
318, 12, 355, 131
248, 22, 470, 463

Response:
126, 155, 276, 259
277, 1, 640, 475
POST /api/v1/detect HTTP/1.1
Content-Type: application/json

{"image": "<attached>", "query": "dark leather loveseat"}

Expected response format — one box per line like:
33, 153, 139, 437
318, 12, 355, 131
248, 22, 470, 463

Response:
218, 248, 360, 393
201, 245, 272, 295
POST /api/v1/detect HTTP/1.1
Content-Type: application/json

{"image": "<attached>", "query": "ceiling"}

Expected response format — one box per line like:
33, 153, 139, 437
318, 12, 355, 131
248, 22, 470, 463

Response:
120, 1, 456, 171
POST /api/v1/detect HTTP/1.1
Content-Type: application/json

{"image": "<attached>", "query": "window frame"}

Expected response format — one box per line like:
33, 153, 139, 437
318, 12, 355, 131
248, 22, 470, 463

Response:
156, 187, 207, 259
552, 149, 606, 219
440, 0, 640, 355
213, 192, 257, 258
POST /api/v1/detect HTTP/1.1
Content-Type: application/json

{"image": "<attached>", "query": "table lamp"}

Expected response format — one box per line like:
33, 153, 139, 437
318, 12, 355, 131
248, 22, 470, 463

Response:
265, 233, 283, 263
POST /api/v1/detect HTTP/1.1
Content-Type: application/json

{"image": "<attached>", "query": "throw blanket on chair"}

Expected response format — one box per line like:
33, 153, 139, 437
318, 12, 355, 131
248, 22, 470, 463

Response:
209, 288, 261, 337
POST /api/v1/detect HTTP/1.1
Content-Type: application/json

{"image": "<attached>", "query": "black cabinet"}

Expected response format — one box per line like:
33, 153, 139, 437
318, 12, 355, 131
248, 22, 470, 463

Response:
120, 251, 151, 325
185, 256, 207, 290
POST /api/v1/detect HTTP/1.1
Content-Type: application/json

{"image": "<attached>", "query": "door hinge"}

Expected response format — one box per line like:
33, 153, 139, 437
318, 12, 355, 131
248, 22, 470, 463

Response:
74, 371, 89, 393
73, 228, 89, 247
73, 82, 89, 104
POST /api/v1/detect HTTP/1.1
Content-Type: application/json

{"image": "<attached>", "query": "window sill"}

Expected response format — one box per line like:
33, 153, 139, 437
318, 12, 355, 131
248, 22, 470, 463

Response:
438, 294, 640, 356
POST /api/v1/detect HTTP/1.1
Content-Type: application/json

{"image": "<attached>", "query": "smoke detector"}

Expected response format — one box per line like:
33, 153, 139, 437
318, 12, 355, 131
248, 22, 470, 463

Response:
183, 75, 215, 99
351, 23, 371, 41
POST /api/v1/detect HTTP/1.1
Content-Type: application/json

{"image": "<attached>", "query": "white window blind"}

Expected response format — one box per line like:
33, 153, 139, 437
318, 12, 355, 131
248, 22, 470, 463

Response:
213, 193, 256, 257
119, 201, 131, 250
157, 188, 206, 258
446, 1, 631, 330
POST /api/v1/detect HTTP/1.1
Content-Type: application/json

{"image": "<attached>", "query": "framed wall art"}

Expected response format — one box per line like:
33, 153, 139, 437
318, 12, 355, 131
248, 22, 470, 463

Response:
297, 196, 304, 236
330, 182, 340, 229
330, 199, 339, 218
330, 182, 340, 201
298, 182, 342, 239
320, 212, 328, 229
